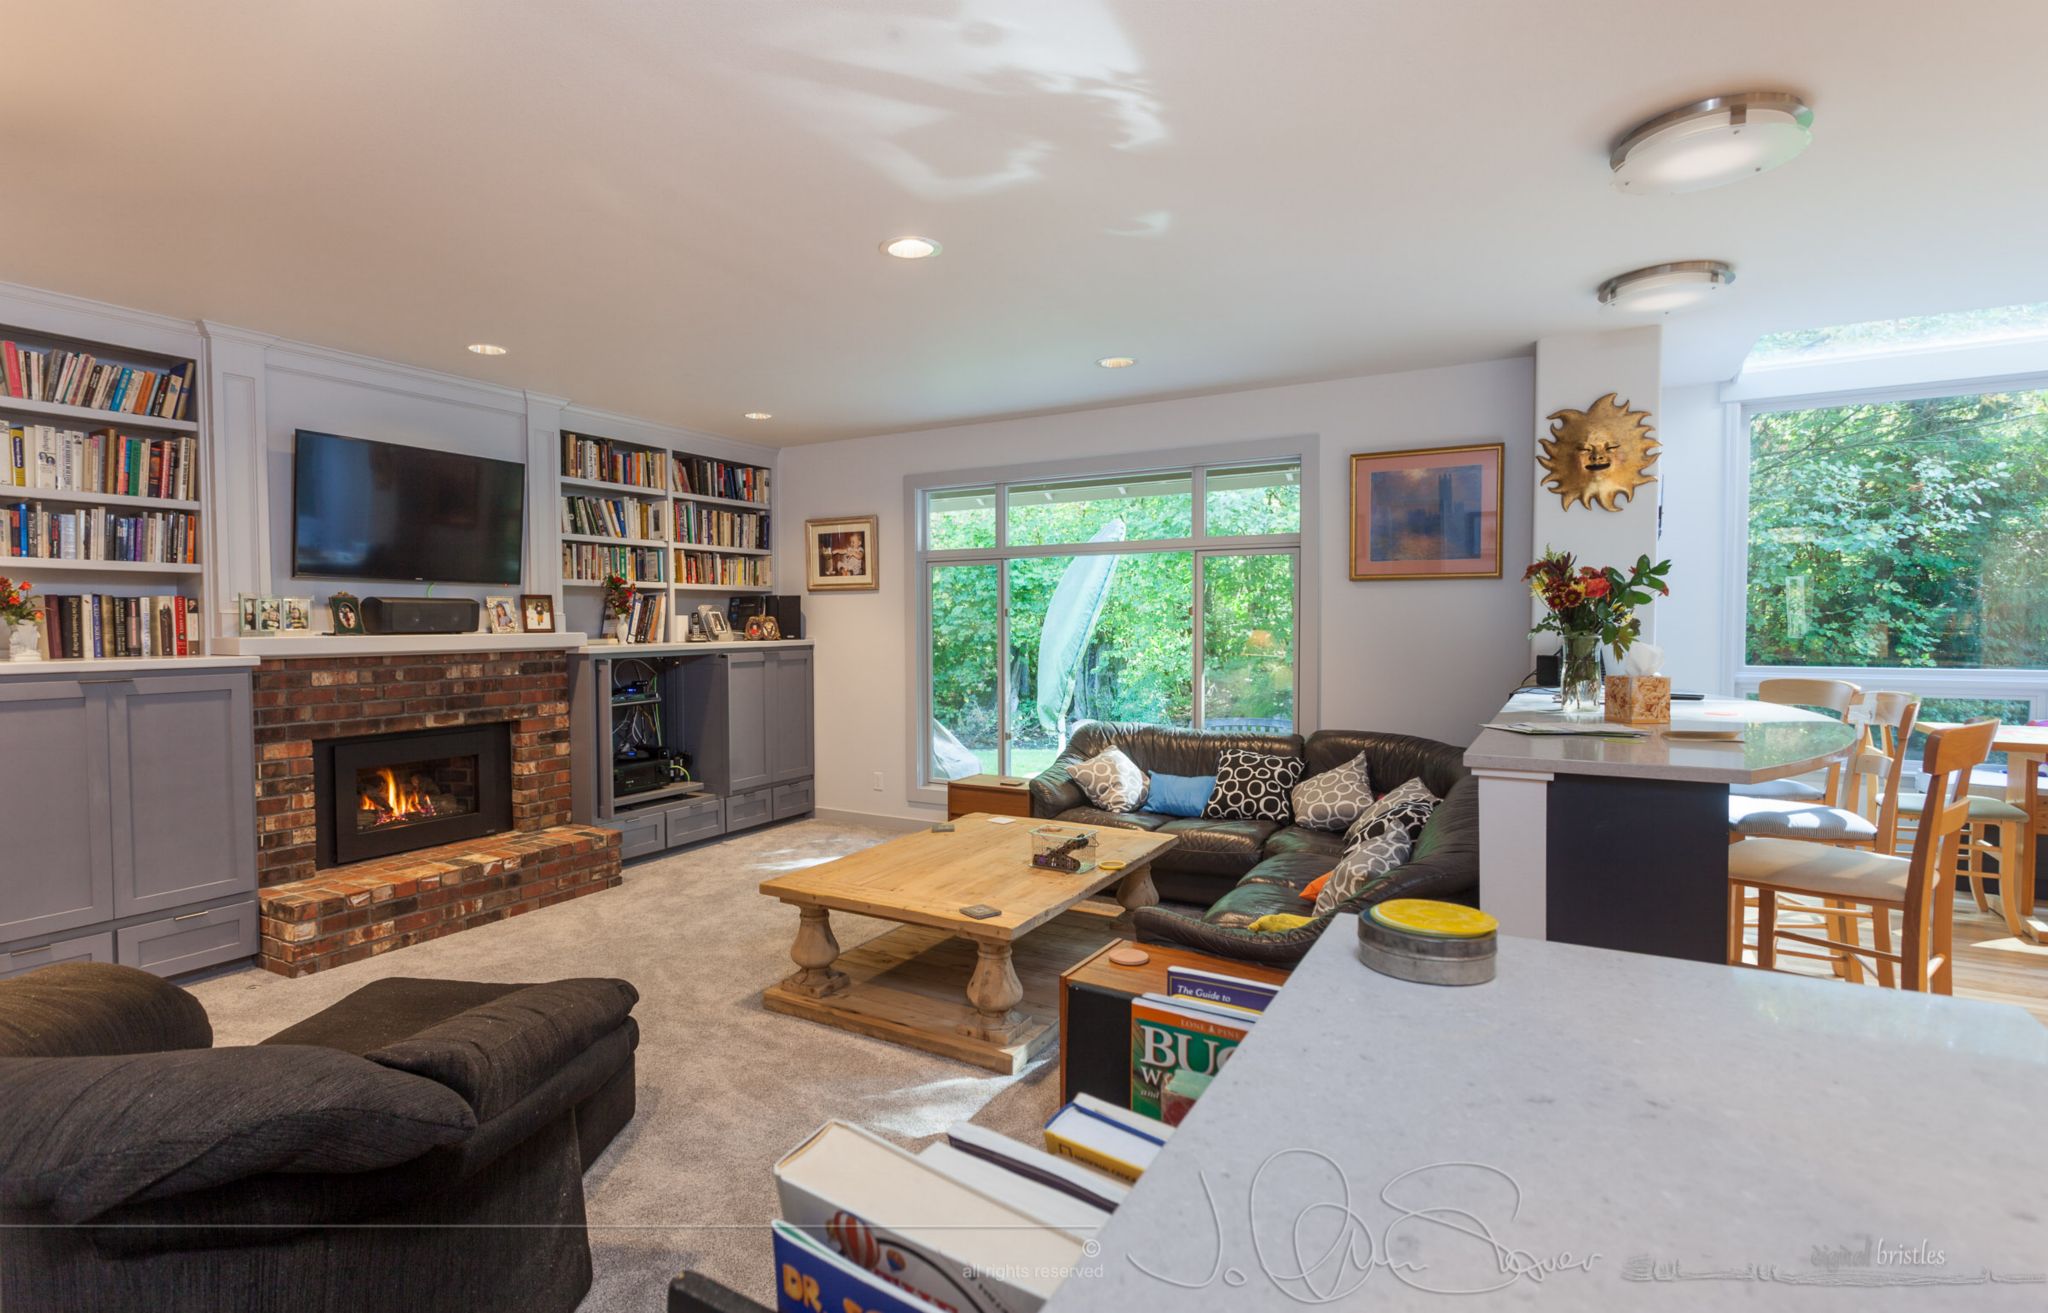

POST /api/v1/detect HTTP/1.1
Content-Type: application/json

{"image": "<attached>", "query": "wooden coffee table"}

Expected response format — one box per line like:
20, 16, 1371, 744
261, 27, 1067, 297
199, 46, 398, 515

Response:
758, 814, 1177, 1073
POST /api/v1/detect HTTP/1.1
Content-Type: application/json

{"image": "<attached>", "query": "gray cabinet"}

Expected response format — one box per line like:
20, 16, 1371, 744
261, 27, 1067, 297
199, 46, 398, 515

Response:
0, 667, 259, 977
725, 651, 772, 792
767, 647, 814, 783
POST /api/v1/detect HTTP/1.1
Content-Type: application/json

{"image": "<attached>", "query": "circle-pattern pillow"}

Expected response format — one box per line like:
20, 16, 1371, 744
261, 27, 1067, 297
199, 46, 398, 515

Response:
1069, 746, 1149, 813
1202, 748, 1304, 823
1291, 752, 1374, 831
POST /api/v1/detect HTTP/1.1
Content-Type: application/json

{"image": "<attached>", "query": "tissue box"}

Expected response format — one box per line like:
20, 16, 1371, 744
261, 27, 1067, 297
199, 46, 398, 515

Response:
1604, 675, 1671, 724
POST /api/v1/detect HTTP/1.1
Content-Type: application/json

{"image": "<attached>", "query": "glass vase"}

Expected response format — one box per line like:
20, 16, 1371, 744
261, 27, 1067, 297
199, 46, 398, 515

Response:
1559, 633, 1601, 713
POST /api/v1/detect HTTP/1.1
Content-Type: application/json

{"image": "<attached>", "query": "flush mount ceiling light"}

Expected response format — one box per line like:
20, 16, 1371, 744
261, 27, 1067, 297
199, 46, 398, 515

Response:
1096, 356, 1137, 369
1598, 261, 1736, 314
466, 343, 508, 356
1610, 92, 1813, 194
743, 412, 772, 420
880, 236, 941, 259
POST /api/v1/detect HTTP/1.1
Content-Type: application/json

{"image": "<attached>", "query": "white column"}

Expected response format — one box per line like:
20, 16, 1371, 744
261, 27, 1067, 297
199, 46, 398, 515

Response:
1475, 768, 1552, 939
200, 322, 279, 640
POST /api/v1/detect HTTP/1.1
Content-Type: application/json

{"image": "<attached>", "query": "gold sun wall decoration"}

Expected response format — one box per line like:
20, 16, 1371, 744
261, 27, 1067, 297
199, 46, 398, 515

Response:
1539, 392, 1660, 511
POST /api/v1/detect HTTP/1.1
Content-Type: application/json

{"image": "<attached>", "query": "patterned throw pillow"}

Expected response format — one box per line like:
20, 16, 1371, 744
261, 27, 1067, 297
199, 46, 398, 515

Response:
1202, 748, 1304, 823
1291, 752, 1374, 831
1317, 780, 1440, 915
1340, 777, 1439, 849
1070, 747, 1148, 813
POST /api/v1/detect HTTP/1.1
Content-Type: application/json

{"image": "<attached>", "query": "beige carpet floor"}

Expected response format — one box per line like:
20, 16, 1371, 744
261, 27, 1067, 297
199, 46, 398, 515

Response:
188, 819, 1065, 1312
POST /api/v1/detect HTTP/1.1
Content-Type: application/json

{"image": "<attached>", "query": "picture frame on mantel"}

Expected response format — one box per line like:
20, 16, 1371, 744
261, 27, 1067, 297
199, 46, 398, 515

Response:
1349, 442, 1503, 581
805, 515, 879, 592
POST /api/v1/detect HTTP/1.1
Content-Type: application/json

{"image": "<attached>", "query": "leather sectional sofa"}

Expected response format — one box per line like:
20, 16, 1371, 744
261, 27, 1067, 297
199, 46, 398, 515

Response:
1031, 722, 1478, 965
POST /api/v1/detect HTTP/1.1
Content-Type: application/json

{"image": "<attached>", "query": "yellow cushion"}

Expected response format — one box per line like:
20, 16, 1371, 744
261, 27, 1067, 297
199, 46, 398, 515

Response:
1247, 913, 1313, 933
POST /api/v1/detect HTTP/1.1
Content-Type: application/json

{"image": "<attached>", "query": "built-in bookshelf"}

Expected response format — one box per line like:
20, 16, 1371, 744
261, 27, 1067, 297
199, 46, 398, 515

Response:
2, 318, 210, 660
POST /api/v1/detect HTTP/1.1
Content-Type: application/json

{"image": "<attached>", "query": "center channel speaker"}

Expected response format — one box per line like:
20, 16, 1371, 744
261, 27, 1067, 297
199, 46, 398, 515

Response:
361, 597, 482, 636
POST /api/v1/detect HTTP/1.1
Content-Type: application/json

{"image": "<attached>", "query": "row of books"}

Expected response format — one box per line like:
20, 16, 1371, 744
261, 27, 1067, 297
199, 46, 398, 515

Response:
563, 542, 664, 584
561, 432, 666, 490
675, 549, 771, 588
6, 426, 200, 500
560, 494, 667, 541
673, 453, 769, 504
1128, 965, 1276, 1124
3, 502, 200, 563
674, 501, 768, 549
31, 593, 203, 660
615, 590, 666, 643
1, 342, 194, 421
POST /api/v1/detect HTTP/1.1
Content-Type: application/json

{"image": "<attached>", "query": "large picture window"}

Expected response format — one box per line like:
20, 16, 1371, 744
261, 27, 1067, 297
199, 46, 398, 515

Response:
919, 457, 1303, 783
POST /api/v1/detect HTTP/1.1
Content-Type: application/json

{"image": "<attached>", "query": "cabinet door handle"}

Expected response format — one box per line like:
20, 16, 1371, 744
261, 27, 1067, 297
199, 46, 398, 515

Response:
76, 678, 137, 687
172, 909, 211, 922
9, 944, 51, 957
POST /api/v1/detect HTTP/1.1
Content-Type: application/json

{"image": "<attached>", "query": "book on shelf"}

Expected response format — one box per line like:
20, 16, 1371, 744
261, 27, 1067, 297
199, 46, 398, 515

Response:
620, 590, 665, 643
0, 342, 193, 421
770, 1219, 944, 1313
919, 1121, 1125, 1240
1163, 964, 1282, 1014
7, 425, 200, 499
33, 592, 200, 659
1041, 1094, 1171, 1184
560, 494, 667, 540
3, 501, 199, 563
562, 542, 663, 584
673, 500, 768, 549
561, 432, 665, 491
673, 452, 769, 504
1130, 992, 1257, 1124
674, 549, 771, 588
775, 1120, 1081, 1313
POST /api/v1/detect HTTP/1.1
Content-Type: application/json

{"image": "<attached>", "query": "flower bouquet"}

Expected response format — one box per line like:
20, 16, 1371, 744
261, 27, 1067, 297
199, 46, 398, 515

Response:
602, 573, 636, 643
0, 576, 40, 662
1524, 548, 1671, 710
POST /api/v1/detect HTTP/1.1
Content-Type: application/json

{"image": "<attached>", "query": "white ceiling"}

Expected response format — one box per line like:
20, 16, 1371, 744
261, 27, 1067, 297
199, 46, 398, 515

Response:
9, 1, 2048, 444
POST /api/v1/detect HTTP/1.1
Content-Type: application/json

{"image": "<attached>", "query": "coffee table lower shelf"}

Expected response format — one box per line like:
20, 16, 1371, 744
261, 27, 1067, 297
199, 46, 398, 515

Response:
761, 908, 1125, 1074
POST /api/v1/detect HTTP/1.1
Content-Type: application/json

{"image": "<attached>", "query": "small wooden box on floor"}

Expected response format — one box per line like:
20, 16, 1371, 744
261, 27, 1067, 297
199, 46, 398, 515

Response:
1059, 939, 1291, 1104
946, 774, 1036, 820
1604, 674, 1671, 725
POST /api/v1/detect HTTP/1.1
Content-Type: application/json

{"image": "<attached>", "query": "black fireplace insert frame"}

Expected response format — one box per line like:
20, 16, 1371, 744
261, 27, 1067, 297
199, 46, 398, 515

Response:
314, 723, 513, 868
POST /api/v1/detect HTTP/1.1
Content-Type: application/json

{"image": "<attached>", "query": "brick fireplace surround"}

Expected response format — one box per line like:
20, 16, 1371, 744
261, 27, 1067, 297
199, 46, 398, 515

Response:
253, 650, 620, 977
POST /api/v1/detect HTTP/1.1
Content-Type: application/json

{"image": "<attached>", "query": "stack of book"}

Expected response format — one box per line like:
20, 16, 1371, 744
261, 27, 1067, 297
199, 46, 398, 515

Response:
1042, 1094, 1173, 1183
1126, 964, 1276, 1124
675, 550, 771, 588
673, 454, 769, 504
6, 427, 200, 499
560, 494, 667, 540
674, 501, 768, 549
772, 1119, 1123, 1313
1, 343, 193, 421
563, 542, 664, 584
617, 590, 666, 643
34, 593, 201, 659
3, 503, 199, 563
561, 432, 665, 489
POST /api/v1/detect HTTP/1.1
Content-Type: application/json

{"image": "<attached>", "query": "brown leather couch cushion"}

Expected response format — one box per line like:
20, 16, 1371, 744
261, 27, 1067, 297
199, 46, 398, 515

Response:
1054, 807, 1170, 832
1155, 817, 1277, 878
1032, 722, 1304, 816
1264, 826, 1347, 861
1305, 729, 1466, 799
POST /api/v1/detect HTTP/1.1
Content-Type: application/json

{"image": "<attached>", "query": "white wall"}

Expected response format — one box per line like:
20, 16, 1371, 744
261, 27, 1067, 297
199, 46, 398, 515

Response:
776, 356, 1538, 820
1652, 383, 1733, 693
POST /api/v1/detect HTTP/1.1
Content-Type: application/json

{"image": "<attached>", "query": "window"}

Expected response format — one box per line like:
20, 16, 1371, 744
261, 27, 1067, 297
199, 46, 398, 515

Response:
919, 455, 1304, 784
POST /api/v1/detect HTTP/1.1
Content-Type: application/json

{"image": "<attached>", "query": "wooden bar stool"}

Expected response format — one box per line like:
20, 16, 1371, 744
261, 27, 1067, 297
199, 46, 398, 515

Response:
1728, 719, 1999, 994
1730, 677, 1862, 804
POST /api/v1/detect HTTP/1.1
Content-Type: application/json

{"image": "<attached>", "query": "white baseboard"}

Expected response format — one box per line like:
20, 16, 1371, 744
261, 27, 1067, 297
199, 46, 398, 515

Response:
811, 808, 929, 834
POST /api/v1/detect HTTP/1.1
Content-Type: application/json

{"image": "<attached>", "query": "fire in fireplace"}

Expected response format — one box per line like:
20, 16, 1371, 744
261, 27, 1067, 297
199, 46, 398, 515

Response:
315, 724, 512, 867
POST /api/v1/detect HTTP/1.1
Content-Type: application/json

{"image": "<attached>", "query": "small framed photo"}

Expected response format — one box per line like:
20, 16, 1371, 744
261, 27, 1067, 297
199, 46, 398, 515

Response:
805, 515, 878, 592
328, 592, 365, 636
745, 614, 782, 641
485, 596, 519, 635
282, 597, 314, 632
257, 596, 284, 633
520, 594, 556, 633
1349, 442, 1504, 581
237, 594, 261, 635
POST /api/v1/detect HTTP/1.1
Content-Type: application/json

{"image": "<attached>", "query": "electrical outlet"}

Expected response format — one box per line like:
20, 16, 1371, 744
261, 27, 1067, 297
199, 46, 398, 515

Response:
871, 771, 884, 791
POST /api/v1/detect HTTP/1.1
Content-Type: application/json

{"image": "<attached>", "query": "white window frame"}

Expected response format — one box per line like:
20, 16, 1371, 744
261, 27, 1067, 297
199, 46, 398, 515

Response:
906, 437, 1319, 808
1726, 372, 2048, 723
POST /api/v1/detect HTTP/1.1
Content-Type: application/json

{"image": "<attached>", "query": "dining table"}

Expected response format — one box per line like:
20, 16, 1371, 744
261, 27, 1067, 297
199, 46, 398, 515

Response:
1918, 720, 2047, 945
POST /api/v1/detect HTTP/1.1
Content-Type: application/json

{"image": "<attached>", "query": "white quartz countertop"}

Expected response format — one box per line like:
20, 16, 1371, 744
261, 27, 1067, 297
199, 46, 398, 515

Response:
1050, 919, 2048, 1311
214, 632, 589, 657
0, 655, 260, 675
1464, 690, 1860, 784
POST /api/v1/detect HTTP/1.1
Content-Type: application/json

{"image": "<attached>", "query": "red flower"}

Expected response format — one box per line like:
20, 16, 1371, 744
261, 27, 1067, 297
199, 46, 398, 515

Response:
1581, 576, 1611, 599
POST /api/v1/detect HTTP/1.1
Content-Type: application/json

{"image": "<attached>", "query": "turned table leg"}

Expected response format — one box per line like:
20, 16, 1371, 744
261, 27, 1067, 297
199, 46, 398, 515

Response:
784, 906, 849, 998
1117, 863, 1160, 914
960, 939, 1024, 1043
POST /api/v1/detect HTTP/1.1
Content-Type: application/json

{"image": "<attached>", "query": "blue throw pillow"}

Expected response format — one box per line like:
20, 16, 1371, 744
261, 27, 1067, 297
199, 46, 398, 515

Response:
1147, 773, 1216, 818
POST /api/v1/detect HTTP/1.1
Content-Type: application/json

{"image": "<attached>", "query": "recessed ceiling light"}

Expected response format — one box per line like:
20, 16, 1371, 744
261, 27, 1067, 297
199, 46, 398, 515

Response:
1598, 261, 1737, 314
466, 343, 508, 356
1097, 356, 1137, 369
1611, 92, 1813, 194
881, 236, 942, 259
743, 412, 772, 421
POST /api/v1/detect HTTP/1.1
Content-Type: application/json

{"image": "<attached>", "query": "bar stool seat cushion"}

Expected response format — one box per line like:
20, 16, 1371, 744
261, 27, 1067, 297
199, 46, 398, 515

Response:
1888, 792, 2030, 822
1730, 778, 1827, 802
1729, 838, 1913, 903
1728, 798, 1877, 841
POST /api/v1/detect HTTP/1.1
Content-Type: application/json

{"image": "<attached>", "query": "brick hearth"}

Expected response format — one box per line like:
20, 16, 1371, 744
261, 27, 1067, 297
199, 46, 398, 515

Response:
250, 649, 621, 976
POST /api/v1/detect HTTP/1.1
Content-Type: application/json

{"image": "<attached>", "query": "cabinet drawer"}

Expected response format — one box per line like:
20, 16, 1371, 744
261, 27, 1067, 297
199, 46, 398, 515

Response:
2, 931, 115, 980
725, 788, 774, 833
116, 901, 257, 978
773, 779, 814, 821
607, 811, 666, 861
662, 796, 726, 847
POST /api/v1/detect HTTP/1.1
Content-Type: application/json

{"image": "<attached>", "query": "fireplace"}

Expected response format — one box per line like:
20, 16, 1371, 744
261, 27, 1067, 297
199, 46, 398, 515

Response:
314, 724, 513, 867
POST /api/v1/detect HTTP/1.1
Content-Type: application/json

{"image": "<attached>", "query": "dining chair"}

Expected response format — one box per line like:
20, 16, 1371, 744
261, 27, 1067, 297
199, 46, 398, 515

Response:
1885, 756, 2027, 923
1728, 719, 1999, 994
1729, 677, 1863, 804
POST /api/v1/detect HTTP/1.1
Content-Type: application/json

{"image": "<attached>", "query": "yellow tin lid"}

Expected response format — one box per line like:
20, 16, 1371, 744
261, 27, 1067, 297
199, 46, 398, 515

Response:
1369, 899, 1498, 939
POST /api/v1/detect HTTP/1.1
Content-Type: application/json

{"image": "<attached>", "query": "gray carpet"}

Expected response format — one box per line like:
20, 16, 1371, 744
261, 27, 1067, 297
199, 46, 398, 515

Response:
189, 819, 1065, 1311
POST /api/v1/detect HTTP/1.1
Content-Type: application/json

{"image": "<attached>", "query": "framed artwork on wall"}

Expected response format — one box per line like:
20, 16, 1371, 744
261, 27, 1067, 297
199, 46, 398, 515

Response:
805, 515, 879, 592
519, 594, 556, 633
1349, 442, 1503, 581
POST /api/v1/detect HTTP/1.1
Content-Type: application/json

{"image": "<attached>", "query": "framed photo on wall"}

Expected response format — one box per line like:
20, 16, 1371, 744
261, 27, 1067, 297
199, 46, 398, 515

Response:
519, 594, 556, 633
805, 515, 879, 592
1349, 442, 1503, 581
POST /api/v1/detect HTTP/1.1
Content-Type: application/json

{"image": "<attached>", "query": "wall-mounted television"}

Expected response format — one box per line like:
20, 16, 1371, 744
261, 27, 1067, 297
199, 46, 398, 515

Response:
291, 430, 525, 585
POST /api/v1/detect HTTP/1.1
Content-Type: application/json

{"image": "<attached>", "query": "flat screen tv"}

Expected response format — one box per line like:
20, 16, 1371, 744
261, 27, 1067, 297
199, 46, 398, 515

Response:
292, 430, 525, 585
